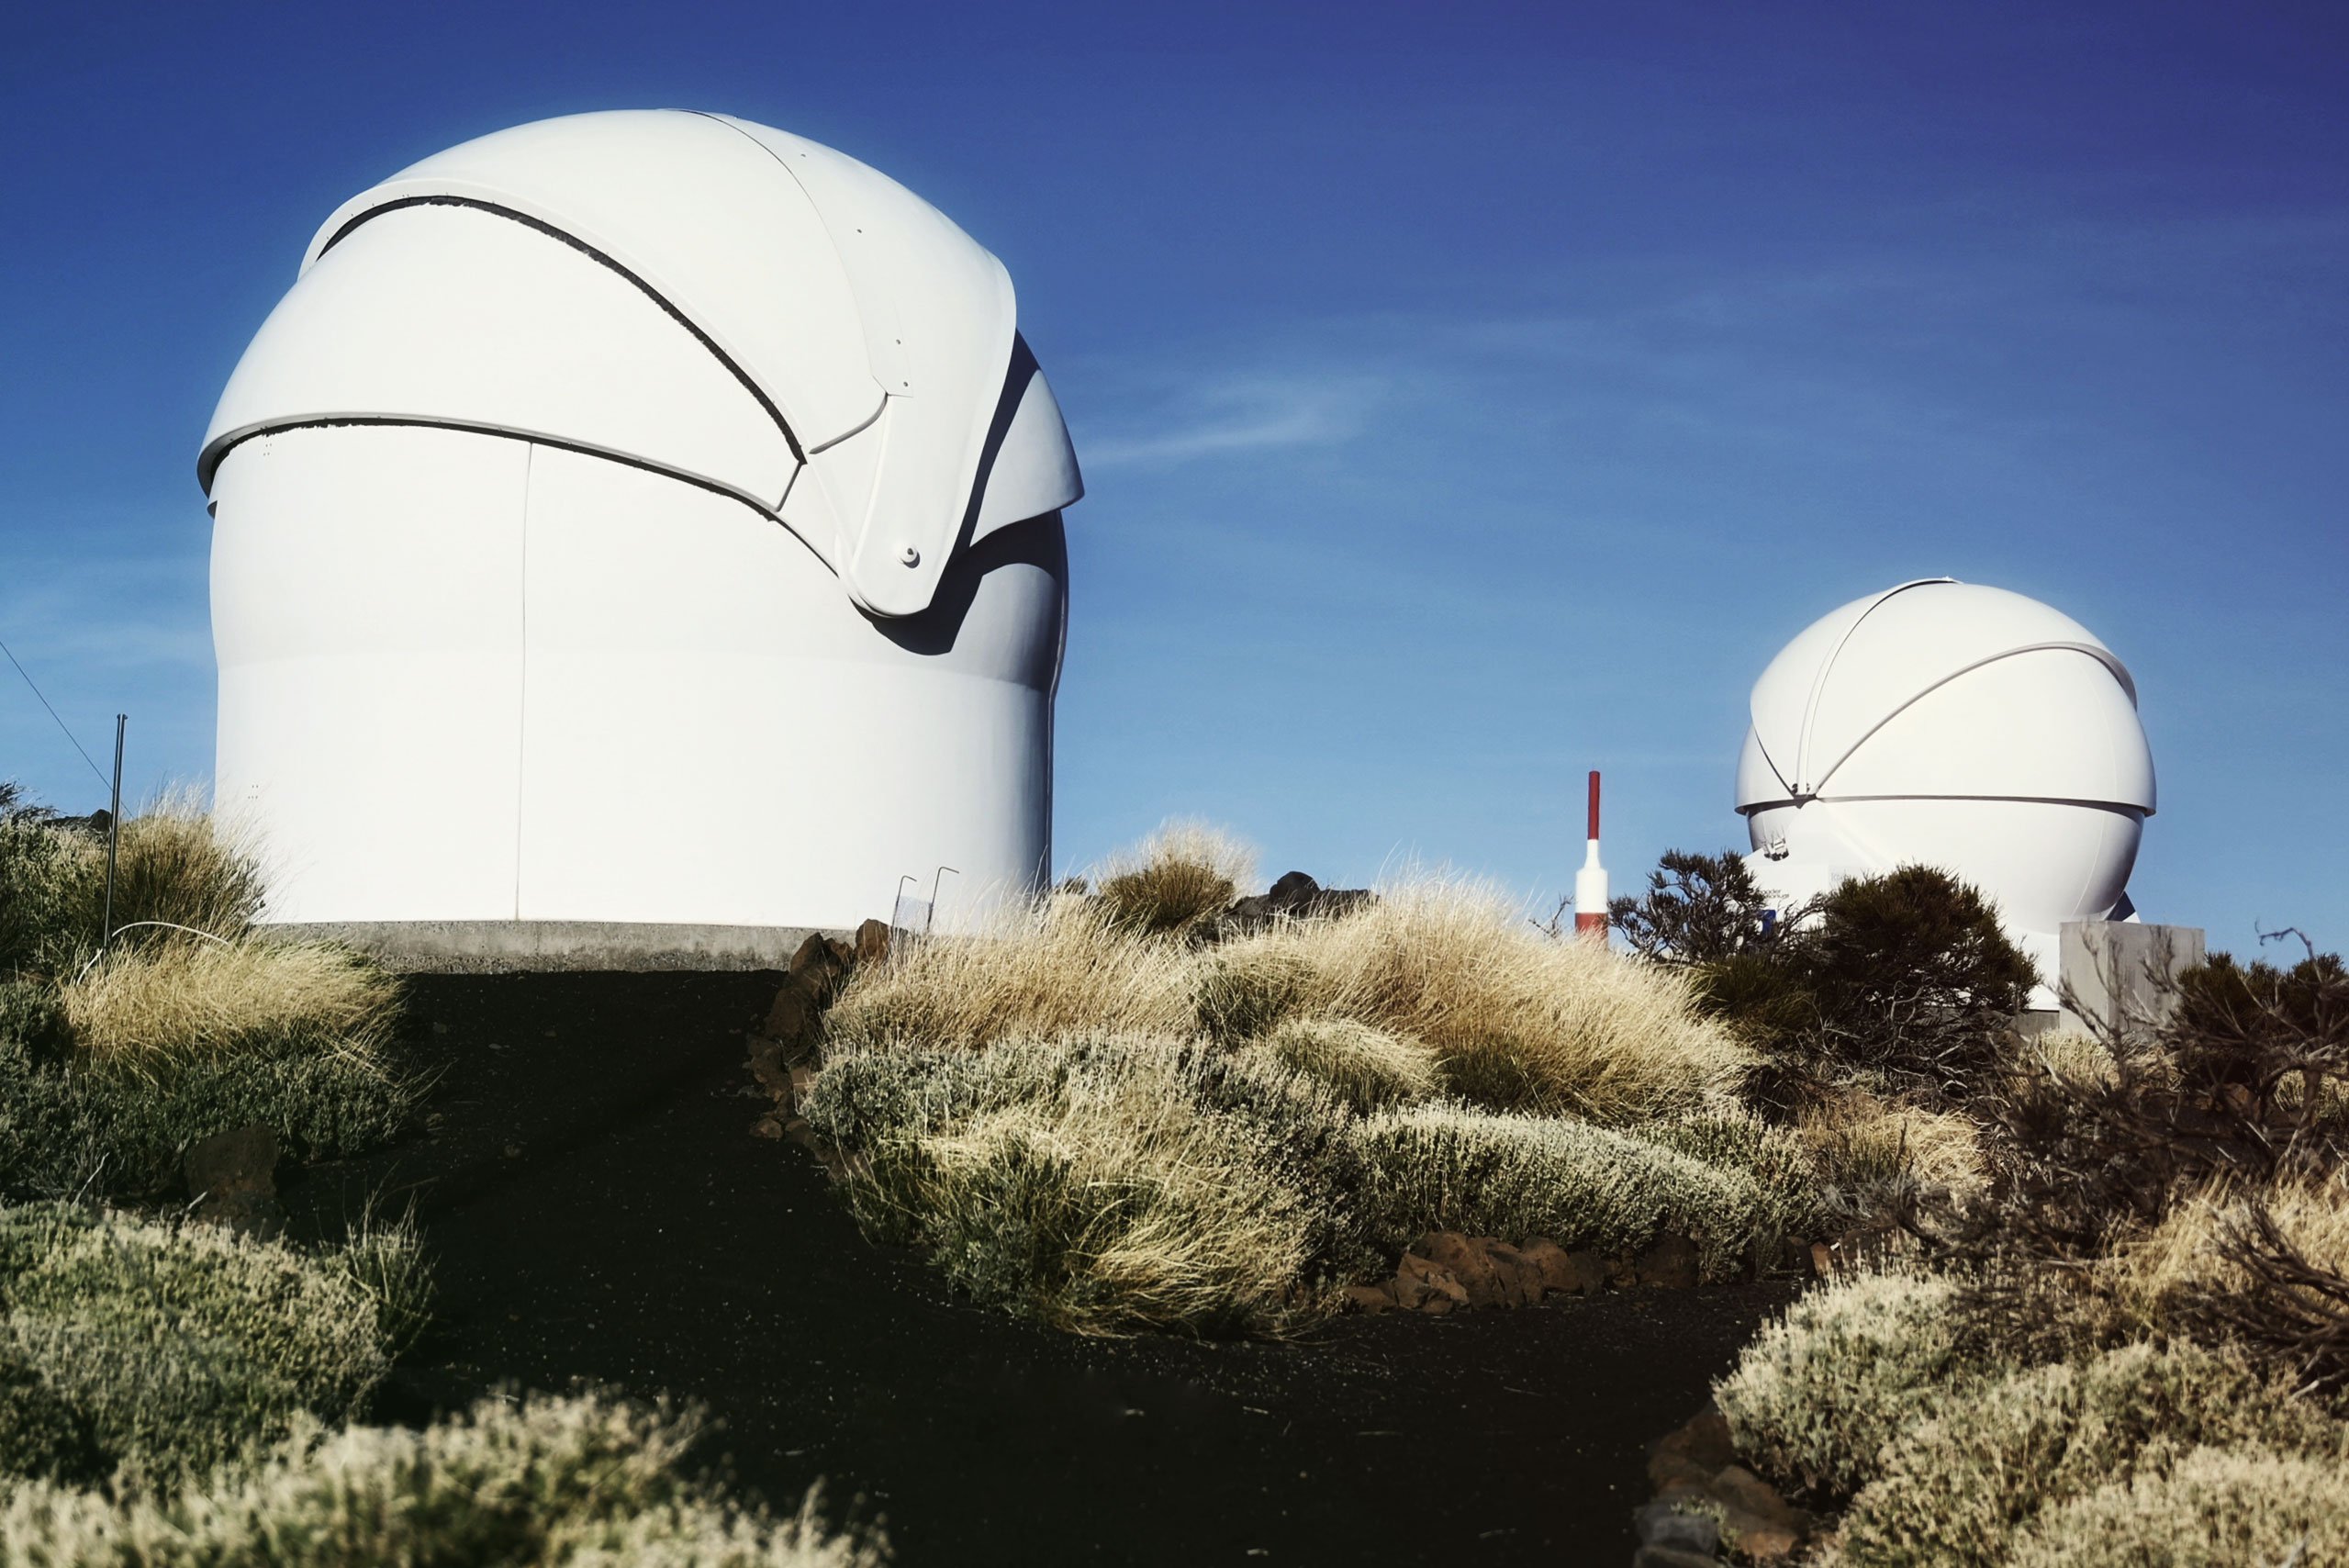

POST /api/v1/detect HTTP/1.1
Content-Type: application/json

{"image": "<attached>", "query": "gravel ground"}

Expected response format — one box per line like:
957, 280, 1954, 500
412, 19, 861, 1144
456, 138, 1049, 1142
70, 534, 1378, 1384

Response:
281, 971, 1794, 1567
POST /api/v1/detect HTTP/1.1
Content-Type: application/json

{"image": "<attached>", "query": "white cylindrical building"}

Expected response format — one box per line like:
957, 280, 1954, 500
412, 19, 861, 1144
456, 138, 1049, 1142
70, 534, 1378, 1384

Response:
202, 111, 1082, 957
1736, 578, 2155, 991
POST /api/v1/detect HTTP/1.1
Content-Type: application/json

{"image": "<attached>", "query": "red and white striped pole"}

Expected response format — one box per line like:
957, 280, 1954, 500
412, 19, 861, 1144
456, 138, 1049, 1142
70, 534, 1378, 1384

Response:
1573, 769, 1608, 942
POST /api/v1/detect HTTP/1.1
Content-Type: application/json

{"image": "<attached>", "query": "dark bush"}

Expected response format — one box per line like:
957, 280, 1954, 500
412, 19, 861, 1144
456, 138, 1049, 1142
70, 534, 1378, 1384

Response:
1619, 854, 2036, 1106
1609, 849, 1799, 965
1795, 865, 2037, 1095
2166, 947, 2349, 1126
1689, 953, 1828, 1106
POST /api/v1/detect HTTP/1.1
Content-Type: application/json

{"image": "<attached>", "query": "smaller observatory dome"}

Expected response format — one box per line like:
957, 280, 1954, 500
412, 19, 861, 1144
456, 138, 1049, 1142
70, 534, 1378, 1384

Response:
1737, 579, 2155, 990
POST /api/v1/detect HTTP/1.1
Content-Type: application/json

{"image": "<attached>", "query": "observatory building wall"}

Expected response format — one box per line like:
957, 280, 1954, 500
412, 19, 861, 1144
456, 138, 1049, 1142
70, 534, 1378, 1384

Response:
203, 111, 1081, 958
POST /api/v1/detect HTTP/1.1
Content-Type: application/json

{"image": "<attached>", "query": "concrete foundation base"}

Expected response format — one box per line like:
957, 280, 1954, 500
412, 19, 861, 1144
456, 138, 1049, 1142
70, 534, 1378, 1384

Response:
2059, 919, 2207, 1038
260, 920, 845, 974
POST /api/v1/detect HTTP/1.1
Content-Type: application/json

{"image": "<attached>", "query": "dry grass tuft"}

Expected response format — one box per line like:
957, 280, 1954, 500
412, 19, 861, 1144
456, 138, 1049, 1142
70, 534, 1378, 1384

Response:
1220, 879, 1750, 1121
833, 871, 1745, 1125
84, 791, 267, 942
62, 938, 397, 1080
827, 897, 1195, 1053
1259, 1016, 1437, 1109
1091, 821, 1258, 937
1795, 1090, 1985, 1218
2102, 1170, 2349, 1338
2023, 1029, 2121, 1090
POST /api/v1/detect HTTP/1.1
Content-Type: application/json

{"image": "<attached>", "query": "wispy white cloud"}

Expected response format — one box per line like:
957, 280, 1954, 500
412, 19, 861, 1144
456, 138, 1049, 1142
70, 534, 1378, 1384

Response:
1078, 372, 1389, 468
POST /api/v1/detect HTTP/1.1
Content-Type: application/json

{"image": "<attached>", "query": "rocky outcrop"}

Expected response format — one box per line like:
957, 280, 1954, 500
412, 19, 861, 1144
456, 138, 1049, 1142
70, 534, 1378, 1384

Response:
1631, 1407, 1813, 1565
1217, 871, 1374, 937
747, 931, 857, 1148
1343, 1230, 1707, 1315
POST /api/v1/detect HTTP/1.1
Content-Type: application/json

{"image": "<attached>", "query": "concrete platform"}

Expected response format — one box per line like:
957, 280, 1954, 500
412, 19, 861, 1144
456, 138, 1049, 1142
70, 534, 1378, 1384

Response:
260, 920, 843, 973
2059, 919, 2207, 1037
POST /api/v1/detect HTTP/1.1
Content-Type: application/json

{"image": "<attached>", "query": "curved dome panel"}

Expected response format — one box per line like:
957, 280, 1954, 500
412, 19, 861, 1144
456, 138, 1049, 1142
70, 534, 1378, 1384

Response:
202, 203, 795, 505
1742, 580, 1941, 799
1747, 579, 2139, 798
1816, 647, 2156, 808
300, 110, 882, 454
202, 108, 1082, 620
715, 115, 1027, 615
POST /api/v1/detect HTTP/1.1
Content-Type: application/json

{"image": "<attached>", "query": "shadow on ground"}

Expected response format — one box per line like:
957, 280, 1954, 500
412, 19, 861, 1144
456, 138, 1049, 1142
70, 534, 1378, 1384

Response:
282, 973, 1795, 1567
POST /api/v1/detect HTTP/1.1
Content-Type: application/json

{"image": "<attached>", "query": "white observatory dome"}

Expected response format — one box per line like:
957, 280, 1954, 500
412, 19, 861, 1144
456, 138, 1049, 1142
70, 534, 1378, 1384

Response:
1736, 578, 2155, 990
202, 111, 1082, 951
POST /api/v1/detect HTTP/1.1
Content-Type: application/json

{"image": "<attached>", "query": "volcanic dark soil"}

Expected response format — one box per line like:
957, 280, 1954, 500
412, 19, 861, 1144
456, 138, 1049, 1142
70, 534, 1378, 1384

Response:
280, 973, 1795, 1567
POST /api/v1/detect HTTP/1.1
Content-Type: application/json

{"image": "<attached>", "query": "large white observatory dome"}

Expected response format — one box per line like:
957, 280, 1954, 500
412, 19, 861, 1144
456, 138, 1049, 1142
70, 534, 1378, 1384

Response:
1736, 578, 2155, 987
202, 111, 1082, 950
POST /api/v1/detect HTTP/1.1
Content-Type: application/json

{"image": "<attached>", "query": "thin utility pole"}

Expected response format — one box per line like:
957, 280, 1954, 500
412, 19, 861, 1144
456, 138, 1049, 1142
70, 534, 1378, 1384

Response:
101, 714, 125, 946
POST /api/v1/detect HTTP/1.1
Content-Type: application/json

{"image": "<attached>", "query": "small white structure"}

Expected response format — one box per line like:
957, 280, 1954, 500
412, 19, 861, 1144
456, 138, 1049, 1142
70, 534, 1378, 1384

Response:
202, 111, 1081, 952
1736, 579, 2155, 991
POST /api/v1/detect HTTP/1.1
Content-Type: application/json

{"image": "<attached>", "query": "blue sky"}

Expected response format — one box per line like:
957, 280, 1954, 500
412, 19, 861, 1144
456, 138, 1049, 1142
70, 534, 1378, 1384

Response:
3, 2, 2344, 953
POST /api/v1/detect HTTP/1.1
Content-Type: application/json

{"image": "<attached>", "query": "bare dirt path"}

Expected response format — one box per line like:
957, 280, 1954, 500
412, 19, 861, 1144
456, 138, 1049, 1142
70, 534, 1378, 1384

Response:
283, 973, 1792, 1567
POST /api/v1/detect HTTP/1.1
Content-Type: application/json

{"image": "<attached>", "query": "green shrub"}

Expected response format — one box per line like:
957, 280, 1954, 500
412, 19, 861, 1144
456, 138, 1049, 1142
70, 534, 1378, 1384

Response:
1828, 1339, 2343, 1568
0, 1030, 415, 1202
0, 790, 86, 977
2005, 1442, 2349, 1568
0, 1392, 885, 1566
0, 1203, 408, 1484
0, 981, 67, 1060
0, 1347, 99, 1483
1348, 1105, 1781, 1279
810, 1036, 1370, 1334
1715, 1271, 1978, 1501
0, 940, 418, 1201
1260, 1016, 1436, 1109
856, 1104, 1321, 1335
0, 1038, 106, 1197
1637, 1103, 1822, 1240
806, 1038, 1087, 1155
